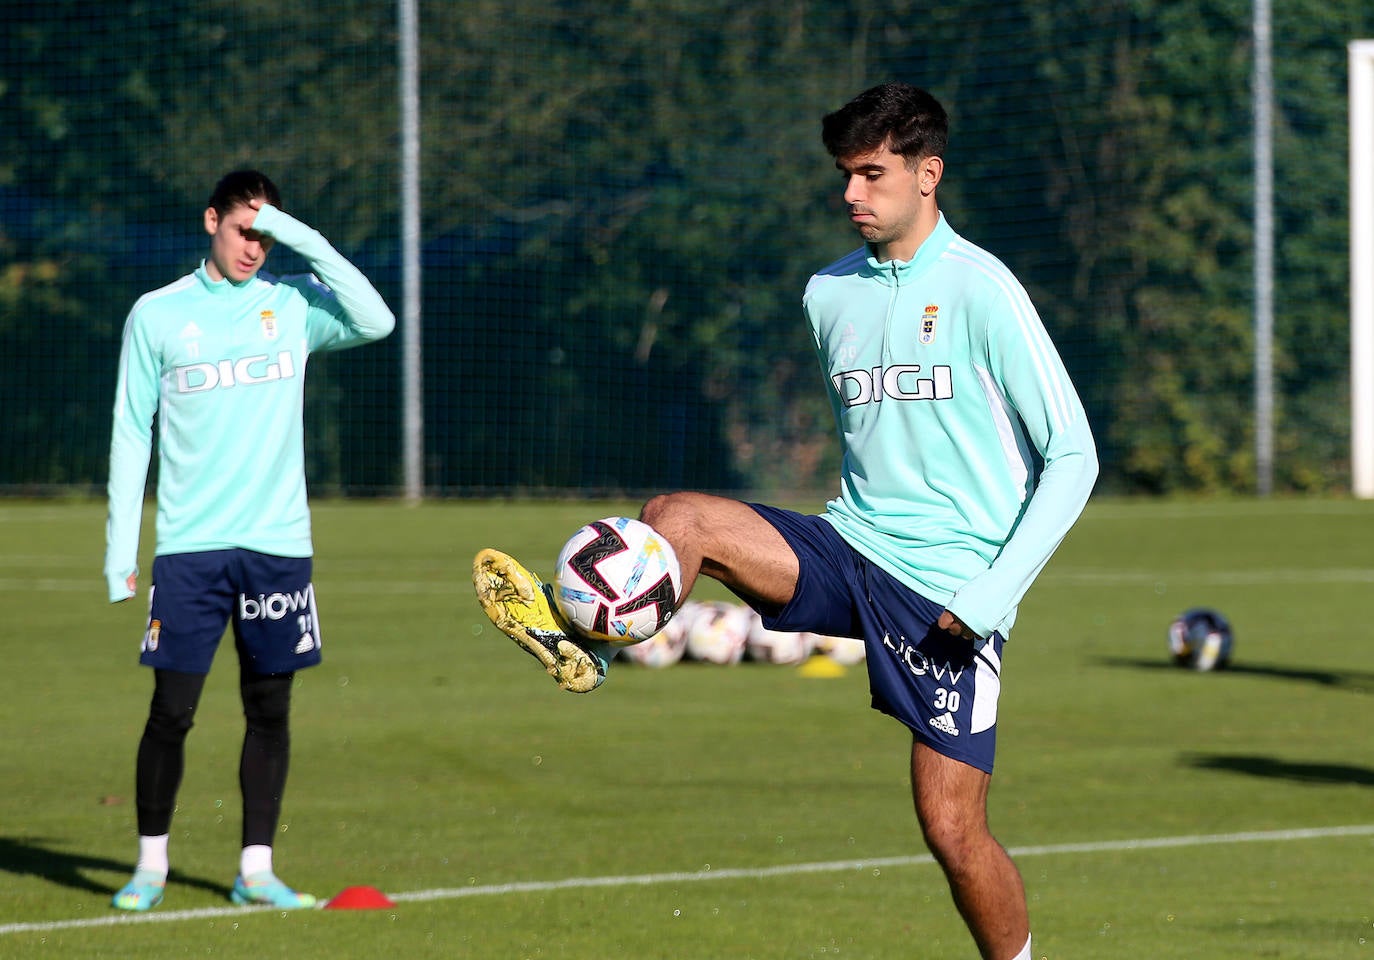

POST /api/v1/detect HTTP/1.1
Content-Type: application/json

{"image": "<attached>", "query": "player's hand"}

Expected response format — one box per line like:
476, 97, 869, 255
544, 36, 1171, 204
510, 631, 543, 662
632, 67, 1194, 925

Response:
109, 570, 136, 603
244, 197, 278, 242
937, 609, 982, 643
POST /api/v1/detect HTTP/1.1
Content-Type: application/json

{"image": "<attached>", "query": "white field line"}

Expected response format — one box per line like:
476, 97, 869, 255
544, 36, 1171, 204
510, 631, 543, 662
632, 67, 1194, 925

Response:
1080, 501, 1374, 520
6, 566, 1374, 596
1039, 567, 1374, 586
3, 823, 1371, 937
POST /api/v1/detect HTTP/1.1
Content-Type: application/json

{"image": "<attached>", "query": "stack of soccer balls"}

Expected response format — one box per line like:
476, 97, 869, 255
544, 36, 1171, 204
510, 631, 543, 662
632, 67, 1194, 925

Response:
551, 516, 865, 670
619, 599, 866, 669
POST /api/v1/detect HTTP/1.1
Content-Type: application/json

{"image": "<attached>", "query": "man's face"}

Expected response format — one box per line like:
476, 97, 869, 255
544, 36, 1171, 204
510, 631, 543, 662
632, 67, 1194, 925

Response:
203, 201, 274, 282
836, 143, 927, 258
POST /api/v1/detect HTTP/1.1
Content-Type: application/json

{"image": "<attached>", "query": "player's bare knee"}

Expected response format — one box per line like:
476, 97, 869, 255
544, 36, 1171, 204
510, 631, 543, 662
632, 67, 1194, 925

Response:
640, 492, 708, 543
915, 800, 990, 865
638, 493, 675, 529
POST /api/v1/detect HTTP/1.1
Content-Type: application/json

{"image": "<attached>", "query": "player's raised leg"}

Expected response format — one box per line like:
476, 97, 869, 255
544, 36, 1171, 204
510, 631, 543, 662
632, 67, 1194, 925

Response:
472, 548, 607, 693
474, 494, 793, 693
638, 492, 799, 608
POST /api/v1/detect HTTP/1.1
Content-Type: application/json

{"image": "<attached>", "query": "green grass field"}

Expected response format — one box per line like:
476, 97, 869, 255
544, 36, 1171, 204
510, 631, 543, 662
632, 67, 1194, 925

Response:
1, 497, 1371, 959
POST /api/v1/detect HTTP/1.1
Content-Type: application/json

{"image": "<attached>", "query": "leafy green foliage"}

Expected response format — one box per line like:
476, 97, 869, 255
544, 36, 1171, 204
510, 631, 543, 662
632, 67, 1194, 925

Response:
2, 1, 1373, 492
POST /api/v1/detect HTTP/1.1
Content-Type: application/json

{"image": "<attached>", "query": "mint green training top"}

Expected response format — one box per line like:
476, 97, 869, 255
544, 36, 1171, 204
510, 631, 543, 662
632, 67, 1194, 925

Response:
805, 212, 1098, 640
104, 203, 395, 603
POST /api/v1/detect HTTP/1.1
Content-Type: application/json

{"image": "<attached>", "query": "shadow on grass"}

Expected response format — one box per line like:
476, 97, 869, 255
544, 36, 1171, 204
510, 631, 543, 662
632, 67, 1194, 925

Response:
1096, 656, 1374, 692
0, 836, 229, 899
1182, 754, 1374, 787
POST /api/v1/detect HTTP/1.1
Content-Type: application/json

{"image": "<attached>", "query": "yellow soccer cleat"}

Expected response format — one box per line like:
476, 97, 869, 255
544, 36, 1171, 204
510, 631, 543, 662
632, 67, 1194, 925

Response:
473, 548, 607, 693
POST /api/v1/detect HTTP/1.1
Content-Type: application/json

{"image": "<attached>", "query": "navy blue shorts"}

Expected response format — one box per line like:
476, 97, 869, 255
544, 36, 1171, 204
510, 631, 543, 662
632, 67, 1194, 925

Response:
140, 549, 322, 675
745, 504, 1004, 773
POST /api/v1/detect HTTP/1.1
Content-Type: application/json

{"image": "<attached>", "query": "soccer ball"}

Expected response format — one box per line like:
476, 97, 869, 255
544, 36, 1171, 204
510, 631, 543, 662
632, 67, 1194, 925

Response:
553, 517, 682, 645
619, 616, 690, 668
812, 633, 866, 666
1168, 608, 1234, 671
682, 600, 751, 665
744, 610, 815, 665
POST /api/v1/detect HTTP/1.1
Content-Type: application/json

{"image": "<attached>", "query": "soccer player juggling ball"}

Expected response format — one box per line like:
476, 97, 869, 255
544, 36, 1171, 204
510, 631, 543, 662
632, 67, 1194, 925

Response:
105, 171, 395, 912
476, 83, 1098, 960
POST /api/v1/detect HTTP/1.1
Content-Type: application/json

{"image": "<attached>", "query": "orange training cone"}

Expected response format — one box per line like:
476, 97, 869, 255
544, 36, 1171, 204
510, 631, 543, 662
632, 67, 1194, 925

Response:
324, 886, 396, 910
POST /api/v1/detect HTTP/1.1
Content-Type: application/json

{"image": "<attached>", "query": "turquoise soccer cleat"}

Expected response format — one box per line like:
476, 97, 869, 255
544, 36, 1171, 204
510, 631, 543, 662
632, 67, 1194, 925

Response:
111, 869, 166, 911
230, 872, 317, 909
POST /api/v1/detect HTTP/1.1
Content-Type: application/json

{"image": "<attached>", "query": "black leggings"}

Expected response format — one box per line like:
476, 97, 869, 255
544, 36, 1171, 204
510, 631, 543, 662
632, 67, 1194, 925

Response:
135, 667, 294, 848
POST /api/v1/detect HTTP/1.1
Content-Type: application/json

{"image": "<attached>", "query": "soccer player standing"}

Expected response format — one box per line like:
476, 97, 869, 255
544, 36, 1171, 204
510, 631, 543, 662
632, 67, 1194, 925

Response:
475, 83, 1097, 960
105, 170, 395, 911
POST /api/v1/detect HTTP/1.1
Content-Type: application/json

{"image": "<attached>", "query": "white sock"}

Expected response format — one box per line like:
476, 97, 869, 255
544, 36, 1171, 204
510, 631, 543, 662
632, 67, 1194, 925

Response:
1009, 934, 1033, 960
240, 844, 274, 878
135, 834, 169, 878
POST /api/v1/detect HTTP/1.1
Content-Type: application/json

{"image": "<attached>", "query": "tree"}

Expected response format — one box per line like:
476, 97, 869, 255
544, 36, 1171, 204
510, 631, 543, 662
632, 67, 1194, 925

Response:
3, 0, 1373, 493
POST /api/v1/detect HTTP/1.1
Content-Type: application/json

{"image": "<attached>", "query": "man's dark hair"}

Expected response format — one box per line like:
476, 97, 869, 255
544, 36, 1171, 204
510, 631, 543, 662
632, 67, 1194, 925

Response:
208, 170, 282, 214
821, 82, 949, 165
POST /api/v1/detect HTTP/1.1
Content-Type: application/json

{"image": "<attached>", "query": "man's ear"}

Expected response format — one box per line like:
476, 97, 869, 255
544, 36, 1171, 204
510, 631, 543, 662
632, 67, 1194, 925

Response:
920, 156, 944, 196
203, 206, 219, 237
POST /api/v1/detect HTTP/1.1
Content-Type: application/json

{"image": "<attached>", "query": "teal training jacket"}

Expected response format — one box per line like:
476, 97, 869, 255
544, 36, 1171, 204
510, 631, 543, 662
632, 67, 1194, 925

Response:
104, 204, 395, 603
806, 212, 1099, 640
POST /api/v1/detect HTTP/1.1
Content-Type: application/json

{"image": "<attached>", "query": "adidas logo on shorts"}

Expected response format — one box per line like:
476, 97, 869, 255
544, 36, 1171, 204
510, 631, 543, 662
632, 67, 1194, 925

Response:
928, 711, 960, 736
